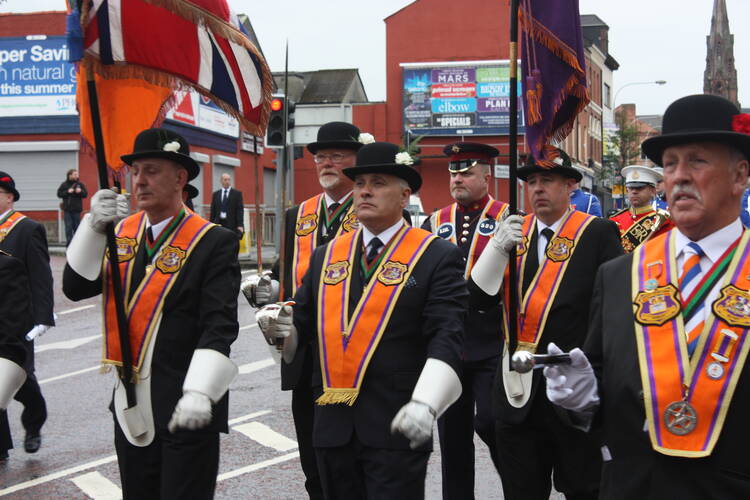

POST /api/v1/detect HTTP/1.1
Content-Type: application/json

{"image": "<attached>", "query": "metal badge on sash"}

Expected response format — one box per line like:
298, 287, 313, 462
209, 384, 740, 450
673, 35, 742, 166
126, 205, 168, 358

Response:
517, 235, 528, 255
0, 228, 8, 243
437, 222, 454, 240
323, 261, 349, 285
664, 400, 698, 435
115, 237, 137, 262
545, 236, 575, 262
477, 218, 497, 236
296, 214, 318, 236
154, 245, 186, 274
633, 284, 681, 326
341, 212, 359, 232
377, 261, 408, 286
712, 285, 750, 328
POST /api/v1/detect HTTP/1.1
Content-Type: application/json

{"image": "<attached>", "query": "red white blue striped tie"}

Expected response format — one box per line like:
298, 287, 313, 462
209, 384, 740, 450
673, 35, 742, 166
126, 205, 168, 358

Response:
680, 242, 705, 355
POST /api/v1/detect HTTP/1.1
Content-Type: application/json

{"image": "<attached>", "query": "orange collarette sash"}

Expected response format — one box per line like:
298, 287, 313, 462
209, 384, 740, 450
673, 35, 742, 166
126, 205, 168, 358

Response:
502, 210, 595, 352
631, 229, 750, 457
102, 211, 214, 374
432, 198, 509, 278
0, 211, 26, 243
315, 226, 435, 405
291, 194, 358, 295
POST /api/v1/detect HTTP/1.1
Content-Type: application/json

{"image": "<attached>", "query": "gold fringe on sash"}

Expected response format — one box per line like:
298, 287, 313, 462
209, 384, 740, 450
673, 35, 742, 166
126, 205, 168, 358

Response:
316, 389, 359, 406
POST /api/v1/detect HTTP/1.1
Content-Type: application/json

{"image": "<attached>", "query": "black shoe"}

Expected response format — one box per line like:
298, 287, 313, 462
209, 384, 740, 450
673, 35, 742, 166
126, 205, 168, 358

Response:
24, 433, 41, 453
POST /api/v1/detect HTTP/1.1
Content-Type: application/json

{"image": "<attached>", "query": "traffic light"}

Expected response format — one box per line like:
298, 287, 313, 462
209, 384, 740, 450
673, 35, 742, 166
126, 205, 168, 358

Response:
287, 100, 296, 131
266, 95, 285, 147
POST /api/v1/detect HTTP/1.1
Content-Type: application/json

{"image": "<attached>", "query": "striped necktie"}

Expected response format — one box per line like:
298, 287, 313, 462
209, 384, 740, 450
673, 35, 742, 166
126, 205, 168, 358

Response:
680, 242, 705, 355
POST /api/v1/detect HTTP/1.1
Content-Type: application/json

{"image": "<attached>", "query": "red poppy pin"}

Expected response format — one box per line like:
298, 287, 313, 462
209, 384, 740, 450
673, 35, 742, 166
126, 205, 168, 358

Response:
732, 113, 750, 135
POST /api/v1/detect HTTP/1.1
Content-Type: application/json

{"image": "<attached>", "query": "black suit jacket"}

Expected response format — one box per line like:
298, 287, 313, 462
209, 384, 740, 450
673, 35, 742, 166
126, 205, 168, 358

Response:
0, 252, 32, 367
586, 252, 750, 499
470, 216, 623, 423
63, 222, 240, 433
422, 210, 504, 362
0, 216, 55, 327
292, 232, 467, 451
210, 188, 244, 234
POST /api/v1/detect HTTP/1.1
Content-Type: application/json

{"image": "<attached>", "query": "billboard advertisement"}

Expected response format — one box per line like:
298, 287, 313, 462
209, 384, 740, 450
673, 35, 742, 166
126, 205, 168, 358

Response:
0, 36, 77, 117
166, 90, 240, 138
402, 61, 524, 136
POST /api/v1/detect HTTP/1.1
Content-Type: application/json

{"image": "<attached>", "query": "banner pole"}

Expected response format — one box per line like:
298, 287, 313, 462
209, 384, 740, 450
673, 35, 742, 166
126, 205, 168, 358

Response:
508, 0, 520, 357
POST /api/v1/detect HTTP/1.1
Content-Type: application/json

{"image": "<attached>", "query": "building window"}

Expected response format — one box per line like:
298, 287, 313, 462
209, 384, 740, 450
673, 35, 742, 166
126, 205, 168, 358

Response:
604, 83, 611, 109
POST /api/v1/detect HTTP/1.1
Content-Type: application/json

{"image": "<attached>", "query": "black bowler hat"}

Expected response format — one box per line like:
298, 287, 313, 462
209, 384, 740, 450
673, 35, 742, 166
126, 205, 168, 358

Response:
517, 148, 582, 182
642, 94, 750, 164
183, 184, 199, 200
343, 142, 422, 192
306, 122, 364, 154
444, 142, 499, 173
0, 171, 20, 201
121, 128, 200, 180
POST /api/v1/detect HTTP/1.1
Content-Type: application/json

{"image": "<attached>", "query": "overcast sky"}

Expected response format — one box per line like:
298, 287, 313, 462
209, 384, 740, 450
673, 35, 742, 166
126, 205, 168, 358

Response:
2, 0, 747, 115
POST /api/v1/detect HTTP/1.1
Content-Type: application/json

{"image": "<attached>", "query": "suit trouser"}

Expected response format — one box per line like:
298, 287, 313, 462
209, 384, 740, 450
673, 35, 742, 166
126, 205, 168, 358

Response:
114, 421, 219, 500
0, 340, 47, 452
495, 392, 601, 500
292, 380, 324, 500
316, 434, 430, 500
438, 355, 501, 500
63, 210, 81, 244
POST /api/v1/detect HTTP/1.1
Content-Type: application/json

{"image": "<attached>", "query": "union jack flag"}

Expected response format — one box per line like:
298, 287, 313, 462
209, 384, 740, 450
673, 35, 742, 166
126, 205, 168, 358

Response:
78, 0, 272, 135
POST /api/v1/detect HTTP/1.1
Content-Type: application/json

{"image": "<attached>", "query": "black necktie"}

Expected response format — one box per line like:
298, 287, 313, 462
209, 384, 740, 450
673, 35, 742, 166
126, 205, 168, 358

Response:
328, 202, 340, 217
367, 237, 383, 264
222, 189, 228, 203
147, 226, 155, 244
541, 227, 555, 254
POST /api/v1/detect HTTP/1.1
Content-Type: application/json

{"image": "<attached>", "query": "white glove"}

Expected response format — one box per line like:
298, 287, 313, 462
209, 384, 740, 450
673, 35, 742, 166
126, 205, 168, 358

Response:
25, 324, 50, 342
544, 342, 600, 412
390, 400, 435, 449
255, 303, 298, 363
167, 391, 212, 433
240, 272, 280, 308
489, 214, 524, 254
89, 189, 130, 233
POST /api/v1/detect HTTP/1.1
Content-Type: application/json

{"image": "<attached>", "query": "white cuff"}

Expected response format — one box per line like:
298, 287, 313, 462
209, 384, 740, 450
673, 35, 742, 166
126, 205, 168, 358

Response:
183, 349, 238, 403
0, 357, 26, 409
470, 241, 509, 296
66, 214, 107, 281
411, 358, 461, 418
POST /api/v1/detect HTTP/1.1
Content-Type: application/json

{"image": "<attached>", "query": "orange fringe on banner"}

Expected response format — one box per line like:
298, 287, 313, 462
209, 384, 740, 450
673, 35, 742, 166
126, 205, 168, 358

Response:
526, 79, 543, 125
519, 8, 585, 75
77, 65, 175, 173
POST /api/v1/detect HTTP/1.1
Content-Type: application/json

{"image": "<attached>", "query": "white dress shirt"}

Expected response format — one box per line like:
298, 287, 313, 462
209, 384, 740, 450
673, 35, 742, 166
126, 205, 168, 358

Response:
146, 216, 174, 242
0, 209, 11, 221
323, 191, 352, 209
362, 219, 404, 258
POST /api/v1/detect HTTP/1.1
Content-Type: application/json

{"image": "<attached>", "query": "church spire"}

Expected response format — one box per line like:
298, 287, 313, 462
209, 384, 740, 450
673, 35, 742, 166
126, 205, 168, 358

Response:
704, 0, 739, 108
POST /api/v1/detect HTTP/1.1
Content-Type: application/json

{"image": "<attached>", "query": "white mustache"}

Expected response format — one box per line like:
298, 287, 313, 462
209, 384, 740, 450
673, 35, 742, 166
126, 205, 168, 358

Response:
670, 184, 702, 202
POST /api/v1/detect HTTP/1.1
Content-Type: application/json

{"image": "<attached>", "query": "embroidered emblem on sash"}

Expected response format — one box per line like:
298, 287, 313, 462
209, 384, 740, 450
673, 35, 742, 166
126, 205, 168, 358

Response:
477, 218, 497, 236
155, 245, 186, 274
323, 261, 349, 285
377, 261, 408, 286
545, 236, 575, 262
115, 237, 137, 262
437, 222, 454, 240
296, 214, 318, 236
341, 212, 359, 232
713, 285, 750, 328
0, 228, 9, 243
634, 284, 681, 326
517, 235, 528, 255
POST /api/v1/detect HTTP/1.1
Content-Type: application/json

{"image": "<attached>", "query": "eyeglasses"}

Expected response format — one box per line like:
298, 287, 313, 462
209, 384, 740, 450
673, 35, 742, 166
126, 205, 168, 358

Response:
313, 153, 353, 165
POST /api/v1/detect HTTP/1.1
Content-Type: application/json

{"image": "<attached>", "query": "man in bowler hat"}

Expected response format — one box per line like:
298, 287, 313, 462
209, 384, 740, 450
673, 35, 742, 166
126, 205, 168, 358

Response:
547, 94, 750, 498
256, 142, 467, 498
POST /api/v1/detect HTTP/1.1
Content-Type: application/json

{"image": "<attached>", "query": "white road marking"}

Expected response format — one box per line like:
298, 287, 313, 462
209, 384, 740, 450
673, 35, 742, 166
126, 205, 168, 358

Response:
241, 270, 258, 276
70, 471, 122, 499
233, 422, 298, 452
237, 358, 275, 375
36, 334, 100, 353
228, 410, 272, 426
38, 366, 100, 385
57, 304, 96, 315
0, 455, 118, 496
217, 451, 300, 482
239, 323, 257, 331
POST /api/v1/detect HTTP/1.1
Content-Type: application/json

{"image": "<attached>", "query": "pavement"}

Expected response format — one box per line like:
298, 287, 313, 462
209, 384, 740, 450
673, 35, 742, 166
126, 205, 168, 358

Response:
0, 255, 519, 499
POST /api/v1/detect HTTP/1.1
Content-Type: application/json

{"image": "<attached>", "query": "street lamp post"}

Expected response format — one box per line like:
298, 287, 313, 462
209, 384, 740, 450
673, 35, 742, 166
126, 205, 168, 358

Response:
610, 80, 667, 209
